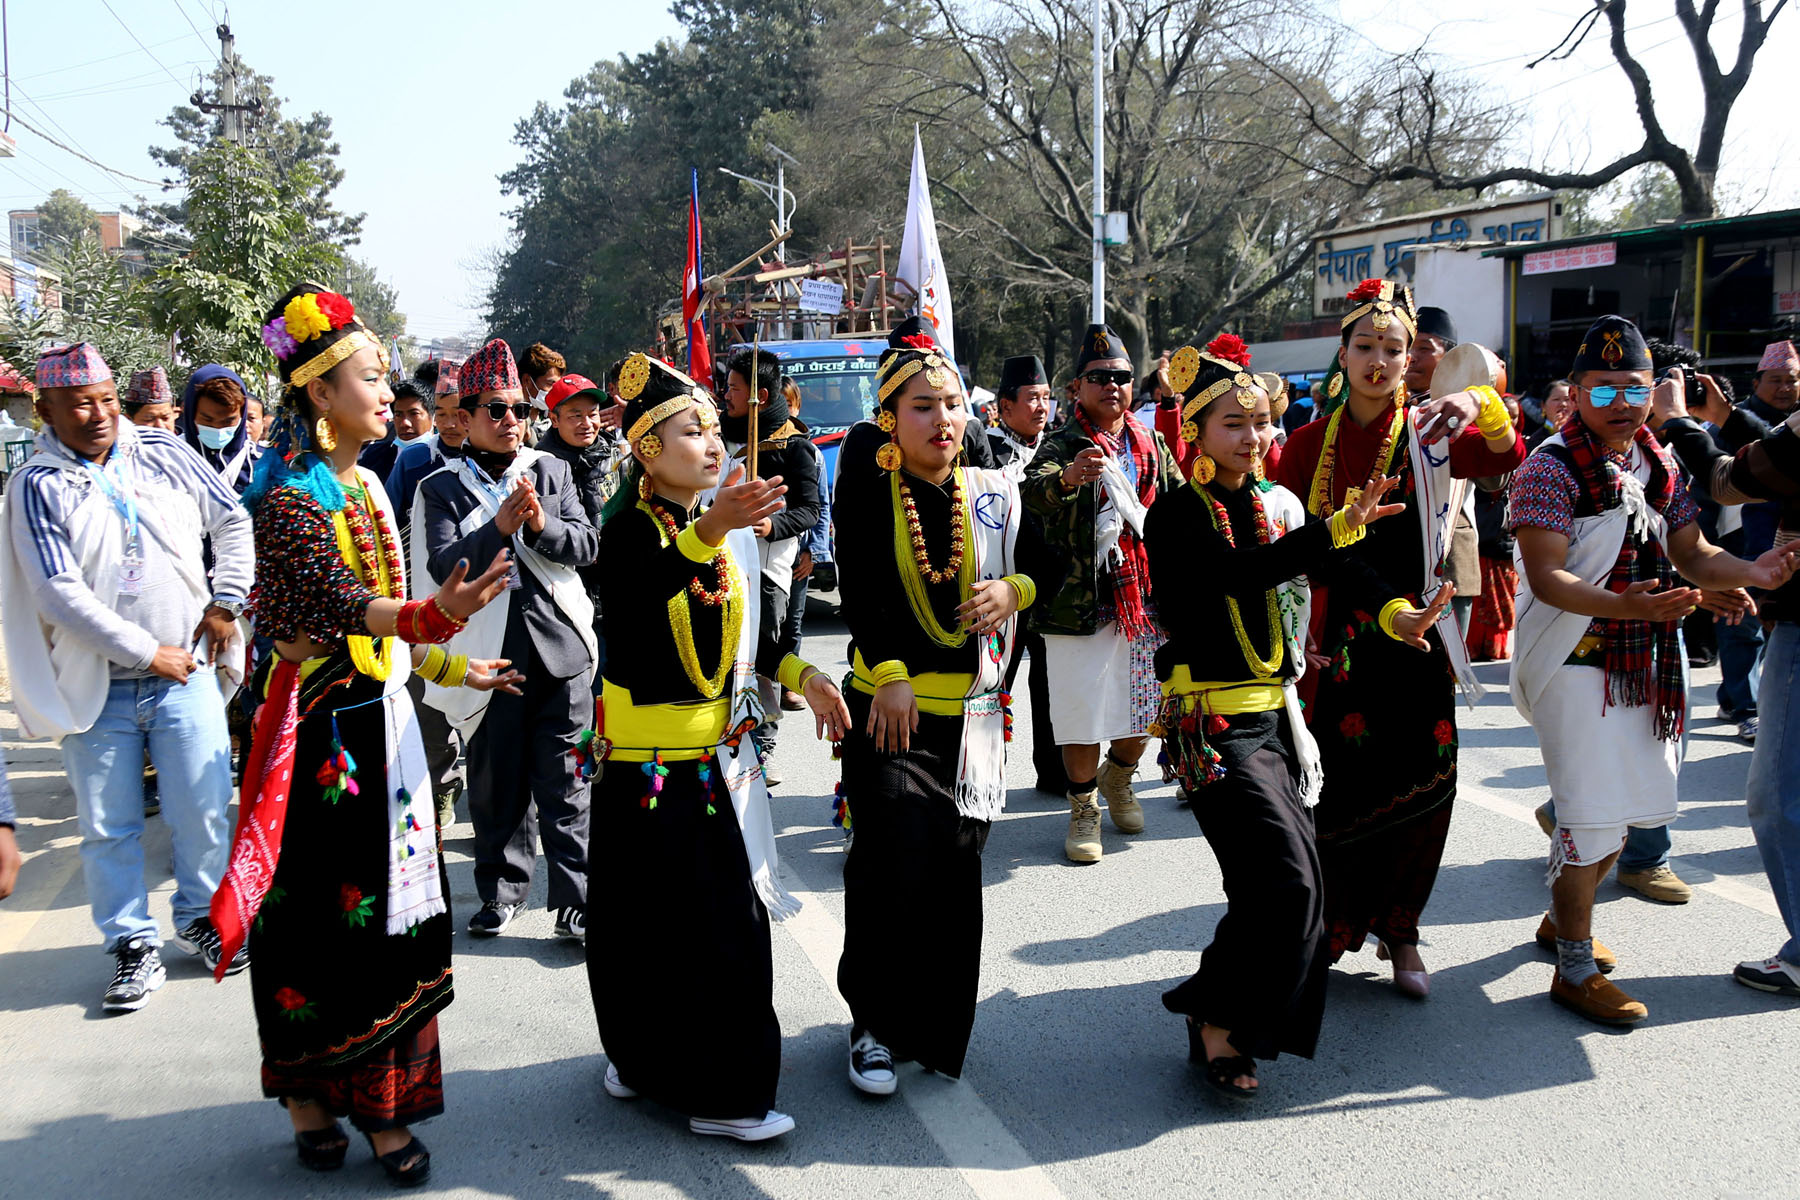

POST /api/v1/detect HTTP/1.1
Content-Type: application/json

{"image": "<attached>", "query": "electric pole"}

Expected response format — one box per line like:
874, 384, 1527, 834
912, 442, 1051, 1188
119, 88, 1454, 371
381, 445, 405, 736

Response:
190, 23, 262, 145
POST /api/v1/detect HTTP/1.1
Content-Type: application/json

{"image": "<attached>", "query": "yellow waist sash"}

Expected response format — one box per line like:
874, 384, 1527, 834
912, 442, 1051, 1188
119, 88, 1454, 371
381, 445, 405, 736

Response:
601, 678, 731, 762
848, 649, 978, 717
1159, 665, 1286, 715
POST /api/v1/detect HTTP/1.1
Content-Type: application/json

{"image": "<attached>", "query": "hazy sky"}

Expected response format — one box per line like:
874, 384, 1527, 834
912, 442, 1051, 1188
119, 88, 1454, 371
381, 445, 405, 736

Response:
3, 1, 1795, 351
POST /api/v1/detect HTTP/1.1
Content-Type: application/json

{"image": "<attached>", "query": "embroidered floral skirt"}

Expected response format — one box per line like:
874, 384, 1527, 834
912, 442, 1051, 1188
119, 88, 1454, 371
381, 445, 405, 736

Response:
247, 662, 454, 1123
1308, 612, 1459, 959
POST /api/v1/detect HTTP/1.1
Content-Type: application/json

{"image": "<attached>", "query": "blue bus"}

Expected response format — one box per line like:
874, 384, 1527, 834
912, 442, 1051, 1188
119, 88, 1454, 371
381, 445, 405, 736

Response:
727, 338, 884, 592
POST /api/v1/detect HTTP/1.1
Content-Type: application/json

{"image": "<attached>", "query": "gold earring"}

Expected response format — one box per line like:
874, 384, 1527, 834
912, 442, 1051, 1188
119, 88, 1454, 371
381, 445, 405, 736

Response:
1191, 454, 1216, 485
637, 433, 663, 460
1252, 456, 1265, 482
638, 472, 653, 501
876, 441, 902, 472
1327, 373, 1344, 400
314, 416, 338, 452
875, 409, 896, 433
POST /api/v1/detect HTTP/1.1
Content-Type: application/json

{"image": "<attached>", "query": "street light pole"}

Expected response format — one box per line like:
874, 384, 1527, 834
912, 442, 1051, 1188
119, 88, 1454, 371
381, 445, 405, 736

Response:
1091, 0, 1105, 324
717, 163, 798, 266
765, 143, 800, 267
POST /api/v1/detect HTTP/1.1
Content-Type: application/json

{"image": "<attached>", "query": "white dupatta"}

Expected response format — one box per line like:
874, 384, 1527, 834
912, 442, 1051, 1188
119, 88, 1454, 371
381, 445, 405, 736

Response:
955, 467, 1025, 822
1405, 413, 1485, 704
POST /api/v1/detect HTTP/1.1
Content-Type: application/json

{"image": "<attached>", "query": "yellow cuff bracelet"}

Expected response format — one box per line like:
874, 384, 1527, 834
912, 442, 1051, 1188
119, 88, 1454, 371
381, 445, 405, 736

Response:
1328, 509, 1365, 549
1002, 574, 1037, 611
869, 660, 910, 689
676, 521, 723, 564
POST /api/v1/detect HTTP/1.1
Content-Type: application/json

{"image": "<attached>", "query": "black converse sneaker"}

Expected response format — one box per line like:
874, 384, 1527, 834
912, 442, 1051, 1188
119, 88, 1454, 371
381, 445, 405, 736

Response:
104, 937, 166, 1013
553, 907, 586, 942
848, 1027, 897, 1095
467, 900, 522, 937
173, 917, 249, 975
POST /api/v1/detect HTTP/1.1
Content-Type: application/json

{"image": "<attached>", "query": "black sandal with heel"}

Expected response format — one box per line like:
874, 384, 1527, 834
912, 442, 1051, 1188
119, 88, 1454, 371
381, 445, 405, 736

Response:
281, 1098, 348, 1171
365, 1132, 431, 1188
1184, 1018, 1258, 1099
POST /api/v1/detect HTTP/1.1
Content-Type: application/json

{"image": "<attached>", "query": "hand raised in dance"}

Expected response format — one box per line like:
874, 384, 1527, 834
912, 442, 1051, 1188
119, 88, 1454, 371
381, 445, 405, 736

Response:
465, 658, 525, 695
1341, 471, 1404, 532
1390, 583, 1456, 651
1412, 391, 1481, 444
1697, 587, 1757, 626
957, 578, 1020, 636
1615, 581, 1703, 623
868, 679, 920, 754
434, 548, 516, 621
695, 466, 787, 546
803, 670, 851, 742
1744, 540, 1800, 591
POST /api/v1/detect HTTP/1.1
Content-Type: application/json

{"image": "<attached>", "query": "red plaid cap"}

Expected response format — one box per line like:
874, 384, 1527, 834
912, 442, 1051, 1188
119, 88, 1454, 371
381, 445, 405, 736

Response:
458, 340, 520, 400
1758, 341, 1799, 373
434, 361, 462, 397
124, 367, 172, 407
36, 342, 114, 390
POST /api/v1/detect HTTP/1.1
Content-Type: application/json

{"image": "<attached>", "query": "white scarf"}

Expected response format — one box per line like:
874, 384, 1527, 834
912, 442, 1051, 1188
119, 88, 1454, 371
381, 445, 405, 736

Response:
1509, 436, 1672, 724
1405, 413, 1485, 704
409, 449, 596, 739
1264, 485, 1325, 806
951, 467, 1023, 822
0, 420, 243, 739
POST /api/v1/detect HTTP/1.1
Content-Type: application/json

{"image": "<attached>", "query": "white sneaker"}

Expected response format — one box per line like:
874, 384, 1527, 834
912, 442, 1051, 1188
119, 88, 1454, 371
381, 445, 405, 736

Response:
603, 1062, 637, 1100
689, 1111, 795, 1141
849, 1028, 898, 1095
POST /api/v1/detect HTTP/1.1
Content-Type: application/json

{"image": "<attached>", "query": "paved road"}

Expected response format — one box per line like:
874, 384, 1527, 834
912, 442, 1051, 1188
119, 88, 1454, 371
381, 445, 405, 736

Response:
2, 597, 1795, 1199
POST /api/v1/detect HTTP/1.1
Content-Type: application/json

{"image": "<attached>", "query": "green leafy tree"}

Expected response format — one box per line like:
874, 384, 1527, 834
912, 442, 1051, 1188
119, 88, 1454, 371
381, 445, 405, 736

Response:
0, 233, 171, 391
149, 141, 341, 383
31, 190, 101, 263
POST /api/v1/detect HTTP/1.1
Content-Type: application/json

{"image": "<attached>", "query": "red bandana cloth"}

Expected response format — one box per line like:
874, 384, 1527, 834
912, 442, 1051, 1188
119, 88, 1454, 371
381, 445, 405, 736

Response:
1075, 405, 1159, 640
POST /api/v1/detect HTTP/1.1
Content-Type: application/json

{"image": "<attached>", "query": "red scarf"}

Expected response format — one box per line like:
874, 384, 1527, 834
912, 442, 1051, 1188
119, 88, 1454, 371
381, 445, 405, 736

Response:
1075, 406, 1158, 640
1559, 414, 1685, 741
209, 658, 301, 980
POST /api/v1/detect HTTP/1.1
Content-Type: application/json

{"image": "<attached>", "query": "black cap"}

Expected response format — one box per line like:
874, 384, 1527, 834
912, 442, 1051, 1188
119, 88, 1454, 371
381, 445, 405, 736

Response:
1074, 324, 1129, 373
1416, 306, 1459, 348
1570, 315, 1652, 376
618, 352, 710, 442
998, 355, 1048, 396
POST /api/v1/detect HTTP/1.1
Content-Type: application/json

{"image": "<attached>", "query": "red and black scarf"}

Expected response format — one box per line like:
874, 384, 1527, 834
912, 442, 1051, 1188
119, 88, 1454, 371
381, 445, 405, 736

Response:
1560, 414, 1685, 741
1075, 406, 1158, 640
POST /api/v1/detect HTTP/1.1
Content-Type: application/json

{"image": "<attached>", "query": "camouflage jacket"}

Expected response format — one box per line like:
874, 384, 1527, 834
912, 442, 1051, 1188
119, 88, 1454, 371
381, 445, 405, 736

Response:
1021, 417, 1184, 636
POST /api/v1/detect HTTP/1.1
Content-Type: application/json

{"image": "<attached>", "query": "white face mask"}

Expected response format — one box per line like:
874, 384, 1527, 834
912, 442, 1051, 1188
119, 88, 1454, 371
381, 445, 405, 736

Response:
396, 432, 427, 447
195, 423, 237, 451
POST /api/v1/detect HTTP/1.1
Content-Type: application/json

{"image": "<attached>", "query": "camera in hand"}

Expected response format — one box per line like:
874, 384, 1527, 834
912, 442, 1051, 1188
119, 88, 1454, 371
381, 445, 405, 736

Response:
1654, 365, 1704, 410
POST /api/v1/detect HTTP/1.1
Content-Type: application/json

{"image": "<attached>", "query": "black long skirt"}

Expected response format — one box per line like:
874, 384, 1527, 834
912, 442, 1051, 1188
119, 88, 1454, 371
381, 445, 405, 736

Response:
586, 758, 778, 1120
249, 660, 453, 1126
1161, 711, 1327, 1062
838, 691, 991, 1078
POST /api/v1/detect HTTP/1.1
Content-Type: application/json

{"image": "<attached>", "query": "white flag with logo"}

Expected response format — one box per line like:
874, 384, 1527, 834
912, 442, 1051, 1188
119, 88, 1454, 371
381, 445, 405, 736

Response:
896, 125, 956, 363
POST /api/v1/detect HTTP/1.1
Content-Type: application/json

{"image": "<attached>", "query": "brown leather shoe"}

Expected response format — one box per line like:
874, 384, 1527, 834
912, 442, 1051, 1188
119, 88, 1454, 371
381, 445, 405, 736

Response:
1534, 914, 1618, 974
1550, 971, 1647, 1025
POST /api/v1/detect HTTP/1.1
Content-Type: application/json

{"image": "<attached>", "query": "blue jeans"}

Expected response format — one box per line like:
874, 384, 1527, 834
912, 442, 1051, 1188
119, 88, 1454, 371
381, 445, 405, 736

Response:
1715, 611, 1764, 717
1541, 798, 1670, 871
61, 671, 233, 951
1746, 621, 1800, 963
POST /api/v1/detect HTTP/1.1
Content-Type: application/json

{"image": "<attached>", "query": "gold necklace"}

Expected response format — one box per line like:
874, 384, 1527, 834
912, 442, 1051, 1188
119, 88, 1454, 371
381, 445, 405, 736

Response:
1197, 483, 1284, 678
889, 468, 974, 648
637, 501, 743, 698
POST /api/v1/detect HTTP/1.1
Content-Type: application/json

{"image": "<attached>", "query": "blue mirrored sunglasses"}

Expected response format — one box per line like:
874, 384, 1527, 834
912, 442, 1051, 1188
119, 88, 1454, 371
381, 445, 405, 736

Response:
1585, 385, 1651, 407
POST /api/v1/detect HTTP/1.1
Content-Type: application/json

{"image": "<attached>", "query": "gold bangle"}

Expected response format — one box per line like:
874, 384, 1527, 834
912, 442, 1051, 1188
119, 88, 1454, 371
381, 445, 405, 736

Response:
419, 644, 448, 685
870, 660, 910, 689
1001, 573, 1037, 611
444, 654, 470, 688
1328, 509, 1365, 549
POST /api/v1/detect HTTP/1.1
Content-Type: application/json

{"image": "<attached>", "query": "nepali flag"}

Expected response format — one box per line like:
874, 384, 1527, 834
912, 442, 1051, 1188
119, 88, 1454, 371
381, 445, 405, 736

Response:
684, 168, 713, 385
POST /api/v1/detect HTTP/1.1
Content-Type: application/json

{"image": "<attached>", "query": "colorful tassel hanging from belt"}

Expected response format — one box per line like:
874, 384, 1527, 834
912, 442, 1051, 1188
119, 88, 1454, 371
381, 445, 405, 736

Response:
317, 716, 358, 804
640, 752, 668, 809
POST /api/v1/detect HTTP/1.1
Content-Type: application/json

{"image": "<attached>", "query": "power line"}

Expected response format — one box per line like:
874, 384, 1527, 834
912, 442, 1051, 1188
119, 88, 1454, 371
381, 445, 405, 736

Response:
171, 0, 220, 63
10, 83, 154, 192
15, 34, 191, 82
99, 0, 192, 92
4, 110, 167, 188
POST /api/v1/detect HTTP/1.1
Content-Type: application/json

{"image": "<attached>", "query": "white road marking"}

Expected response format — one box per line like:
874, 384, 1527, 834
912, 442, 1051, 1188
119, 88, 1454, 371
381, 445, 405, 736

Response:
1458, 780, 1781, 919
779, 870, 1065, 1200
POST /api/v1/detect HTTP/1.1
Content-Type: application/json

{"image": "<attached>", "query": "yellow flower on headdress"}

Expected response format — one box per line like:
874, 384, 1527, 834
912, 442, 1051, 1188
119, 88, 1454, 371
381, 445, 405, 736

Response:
283, 293, 331, 344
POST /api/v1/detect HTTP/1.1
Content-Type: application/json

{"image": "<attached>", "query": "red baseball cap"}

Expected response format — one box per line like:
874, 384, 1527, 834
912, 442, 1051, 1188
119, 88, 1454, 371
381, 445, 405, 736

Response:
544, 373, 604, 411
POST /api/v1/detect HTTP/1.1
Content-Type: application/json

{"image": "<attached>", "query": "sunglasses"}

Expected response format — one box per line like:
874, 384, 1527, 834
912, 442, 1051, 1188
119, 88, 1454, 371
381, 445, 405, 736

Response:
1584, 385, 1651, 408
477, 402, 534, 421
1082, 369, 1134, 387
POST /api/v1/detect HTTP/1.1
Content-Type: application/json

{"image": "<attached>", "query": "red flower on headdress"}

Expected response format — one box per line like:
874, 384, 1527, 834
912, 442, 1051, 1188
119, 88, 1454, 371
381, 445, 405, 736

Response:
315, 291, 355, 329
1205, 334, 1252, 368
899, 333, 937, 351
1346, 278, 1388, 303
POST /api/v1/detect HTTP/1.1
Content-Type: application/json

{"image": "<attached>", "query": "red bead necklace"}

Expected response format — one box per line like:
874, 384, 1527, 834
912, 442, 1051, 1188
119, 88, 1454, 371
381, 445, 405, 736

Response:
646, 500, 733, 606
897, 472, 966, 584
342, 484, 404, 598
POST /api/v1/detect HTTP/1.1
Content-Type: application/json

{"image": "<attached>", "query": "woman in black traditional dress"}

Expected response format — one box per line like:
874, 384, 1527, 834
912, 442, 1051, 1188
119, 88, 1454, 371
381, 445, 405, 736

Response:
1143, 335, 1411, 1098
833, 318, 1052, 1094
585, 354, 849, 1142
214, 283, 520, 1187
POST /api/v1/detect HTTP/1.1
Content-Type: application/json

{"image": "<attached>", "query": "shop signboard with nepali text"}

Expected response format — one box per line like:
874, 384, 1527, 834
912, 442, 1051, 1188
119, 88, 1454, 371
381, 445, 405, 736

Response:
1522, 241, 1617, 276
1312, 195, 1560, 319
